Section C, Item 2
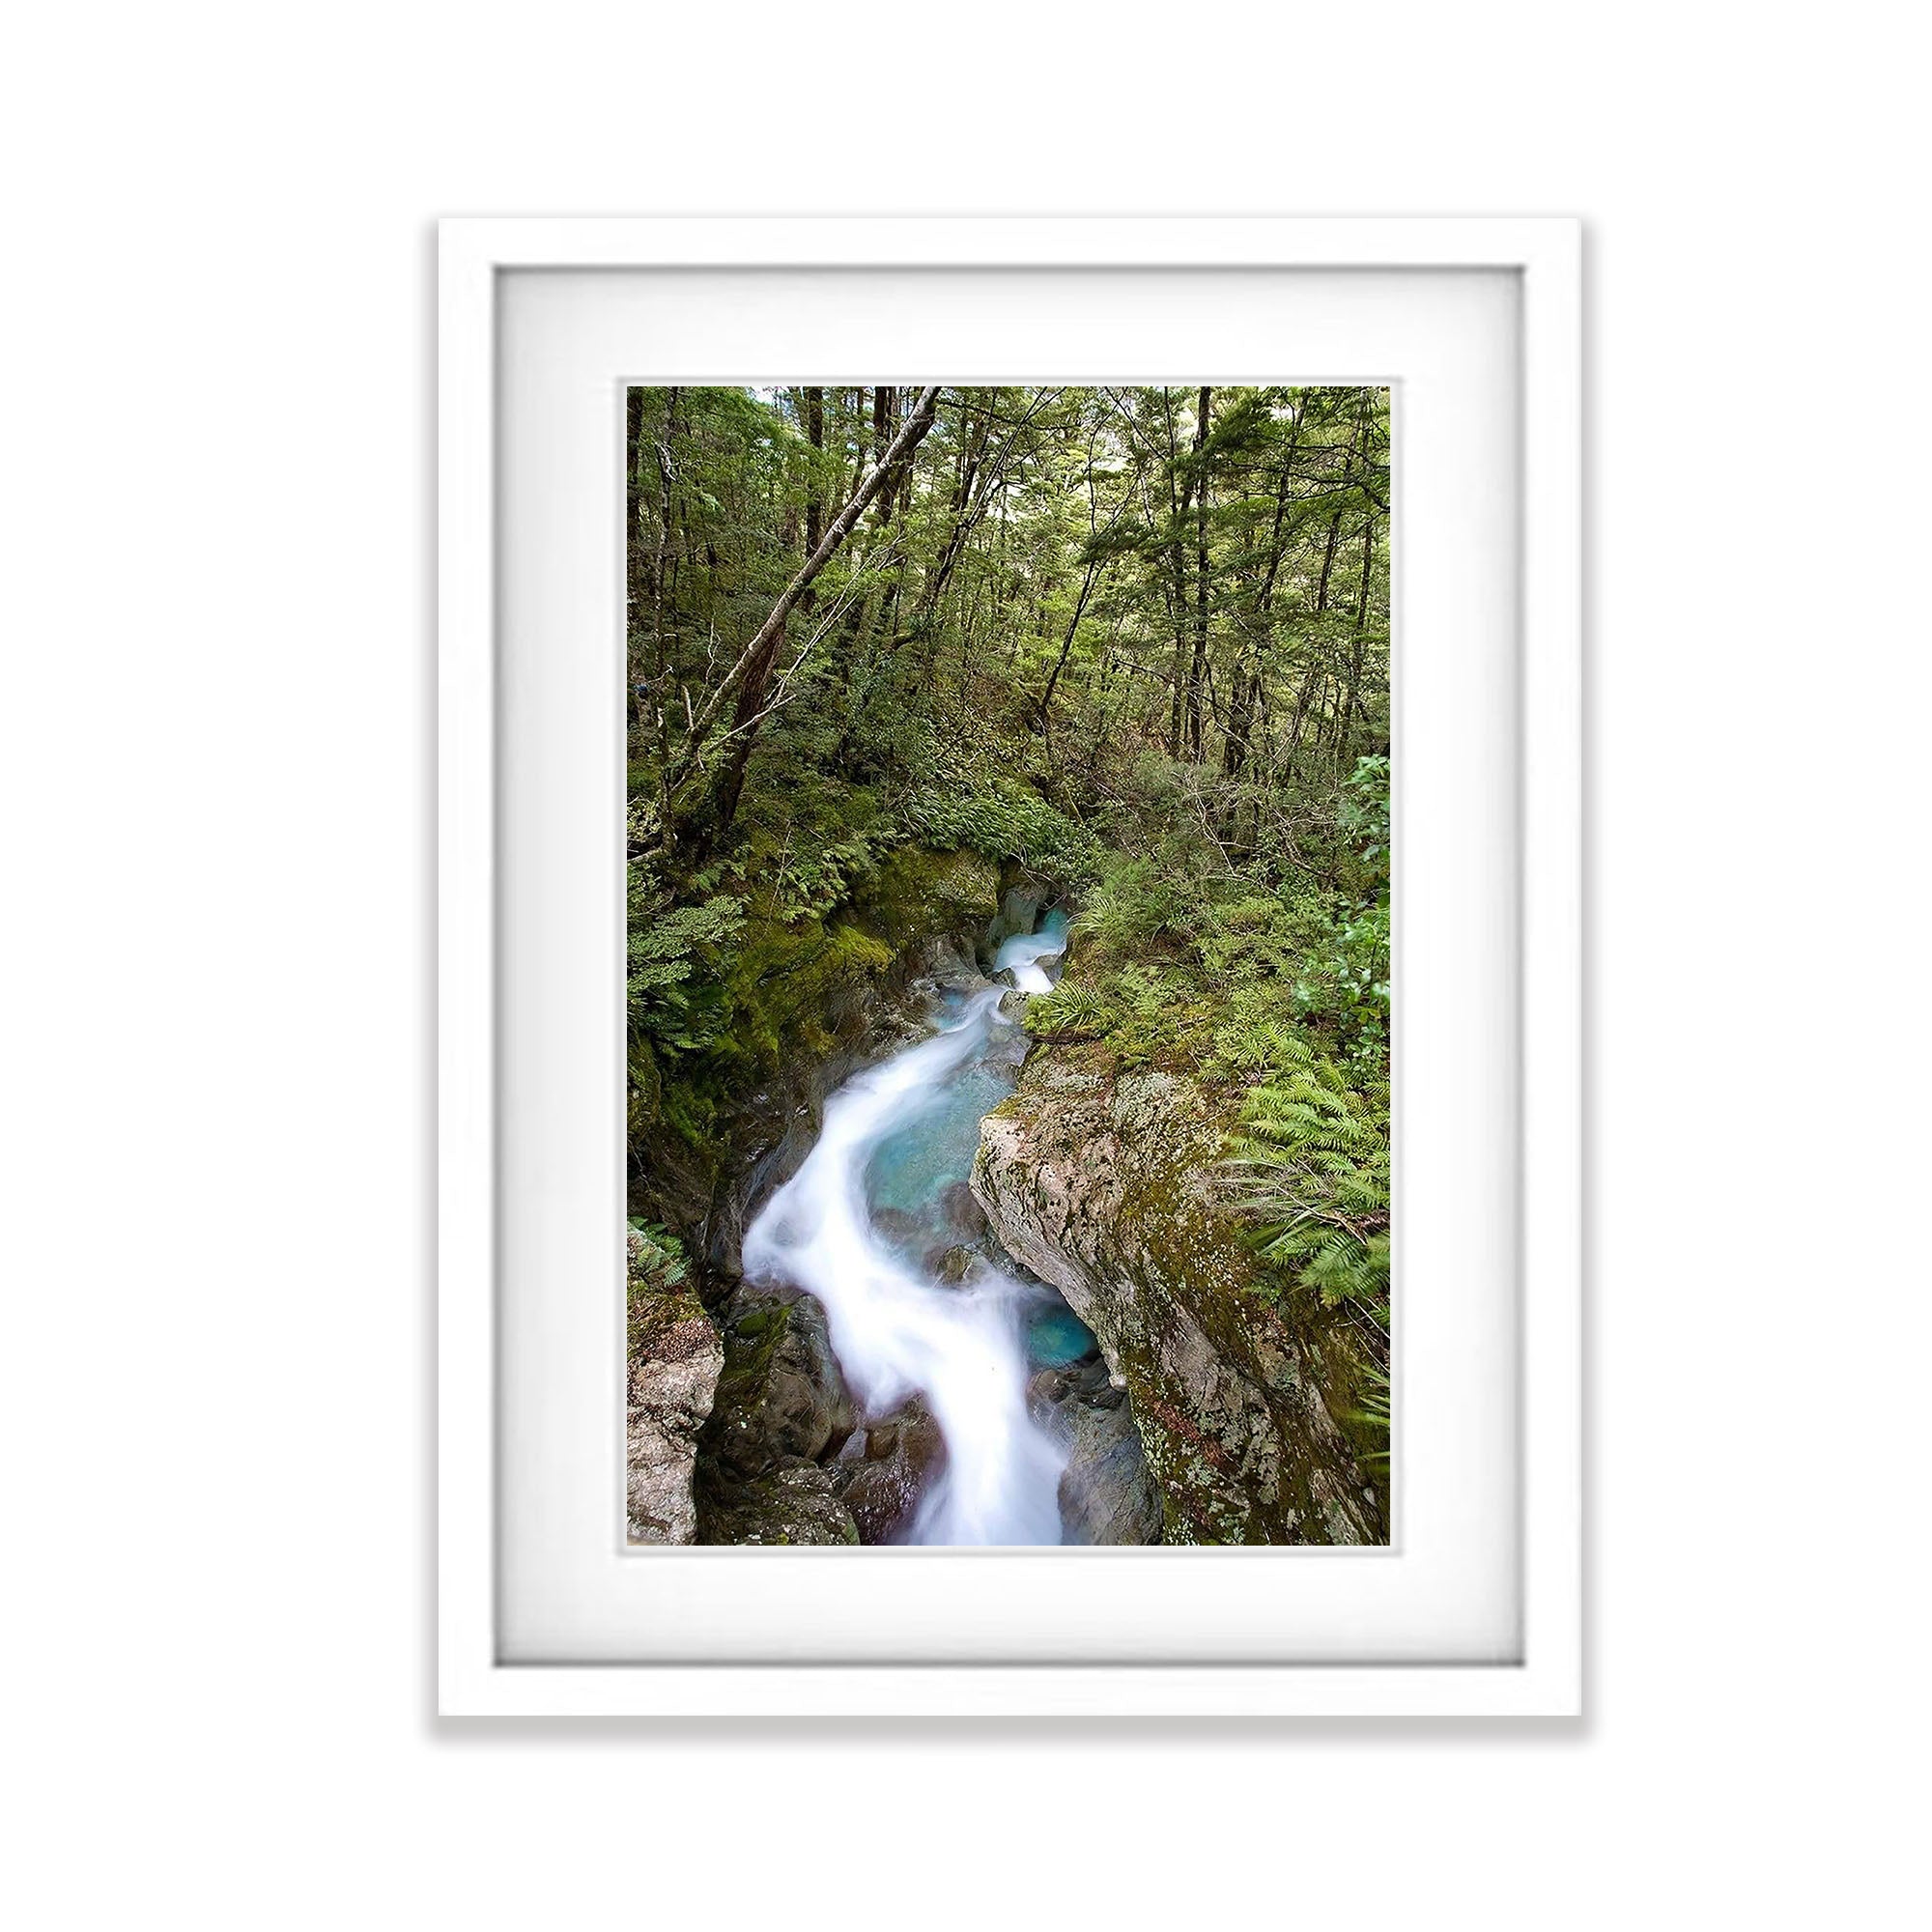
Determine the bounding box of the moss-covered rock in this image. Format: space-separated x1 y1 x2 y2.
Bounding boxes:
701 1285 857 1478
694 1284 864 1544
857 846 1003 956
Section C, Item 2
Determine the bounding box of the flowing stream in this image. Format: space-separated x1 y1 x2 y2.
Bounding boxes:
742 910 1089 1544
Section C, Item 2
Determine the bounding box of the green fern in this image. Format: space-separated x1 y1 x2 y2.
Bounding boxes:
1227 1036 1389 1323
1342 1358 1391 1465
1022 979 1117 1040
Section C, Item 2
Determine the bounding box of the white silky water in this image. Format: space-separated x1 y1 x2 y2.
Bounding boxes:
741 916 1077 1544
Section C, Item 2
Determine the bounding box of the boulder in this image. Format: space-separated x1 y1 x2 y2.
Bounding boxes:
694 1284 863 1542
936 1179 988 1241
832 1396 948 1544
980 881 1052 967
985 883 1047 949
915 930 994 994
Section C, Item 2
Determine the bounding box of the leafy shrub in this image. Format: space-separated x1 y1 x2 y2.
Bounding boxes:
896 732 1102 882
627 885 747 1057
1070 854 1195 953
626 1219 689 1300
768 830 884 923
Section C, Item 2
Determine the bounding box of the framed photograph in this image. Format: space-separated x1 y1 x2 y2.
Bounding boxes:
440 216 1580 1717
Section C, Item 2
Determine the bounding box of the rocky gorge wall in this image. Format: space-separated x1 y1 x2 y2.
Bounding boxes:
972 1044 1386 1545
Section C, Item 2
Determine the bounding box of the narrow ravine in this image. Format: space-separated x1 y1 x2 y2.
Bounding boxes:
740 912 1094 1544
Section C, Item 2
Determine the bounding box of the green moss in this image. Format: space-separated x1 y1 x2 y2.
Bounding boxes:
713 1298 793 1400
856 845 1001 951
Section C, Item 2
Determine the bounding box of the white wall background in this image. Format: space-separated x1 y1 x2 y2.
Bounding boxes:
2 5 1923 1926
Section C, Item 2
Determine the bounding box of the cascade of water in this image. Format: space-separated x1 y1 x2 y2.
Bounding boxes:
992 907 1068 994
741 952 1074 1544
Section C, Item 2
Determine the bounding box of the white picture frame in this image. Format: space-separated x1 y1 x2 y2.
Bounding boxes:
439 216 1581 1719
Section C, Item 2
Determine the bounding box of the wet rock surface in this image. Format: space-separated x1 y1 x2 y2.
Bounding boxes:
829 1396 949 1544
694 1284 963 1546
981 882 1048 965
1021 1349 1163 1545
697 1462 860 1547
1060 1394 1166 1546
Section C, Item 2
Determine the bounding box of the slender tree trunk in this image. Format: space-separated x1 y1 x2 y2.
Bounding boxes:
1254 391 1308 615
848 387 871 498
1222 659 1261 783
626 388 647 759
1186 385 1212 759
915 394 995 620
1039 557 1099 760
1334 513 1377 772
1288 655 1323 767
797 386 824 622
913 386 1064 626
1316 511 1342 613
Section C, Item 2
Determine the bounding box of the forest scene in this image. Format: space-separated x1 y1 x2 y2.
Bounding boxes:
626 383 1391 1547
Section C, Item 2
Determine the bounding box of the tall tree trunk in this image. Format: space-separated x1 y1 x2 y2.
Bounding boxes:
1287 653 1323 769
626 387 647 760
1038 420 1128 755
848 386 871 498
915 393 994 621
1038 556 1100 760
1222 659 1261 783
871 385 898 527
1254 390 1308 615
645 388 679 835
915 387 1058 624
1162 388 1196 757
